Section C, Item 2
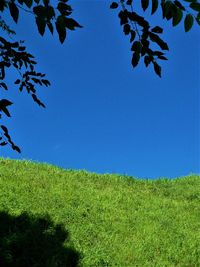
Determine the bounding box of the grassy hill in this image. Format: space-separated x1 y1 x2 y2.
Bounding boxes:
0 158 199 267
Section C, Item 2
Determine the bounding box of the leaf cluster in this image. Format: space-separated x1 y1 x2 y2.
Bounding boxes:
0 17 15 35
0 0 81 153
110 0 200 77
3 0 82 44
160 0 200 32
0 0 200 153
0 36 50 152
0 125 21 153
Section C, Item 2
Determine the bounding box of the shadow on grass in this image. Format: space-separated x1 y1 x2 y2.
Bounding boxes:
0 211 80 267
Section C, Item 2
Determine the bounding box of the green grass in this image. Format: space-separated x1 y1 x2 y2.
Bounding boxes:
0 158 199 267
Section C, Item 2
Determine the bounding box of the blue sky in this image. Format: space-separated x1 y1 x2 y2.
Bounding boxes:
1 0 199 178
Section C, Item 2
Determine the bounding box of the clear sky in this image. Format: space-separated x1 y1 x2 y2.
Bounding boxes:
1 1 199 178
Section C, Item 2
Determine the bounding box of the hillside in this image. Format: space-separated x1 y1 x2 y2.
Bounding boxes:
0 158 199 267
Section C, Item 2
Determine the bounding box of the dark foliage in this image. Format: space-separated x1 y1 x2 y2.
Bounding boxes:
0 0 199 153
110 0 200 76
0 0 81 153
0 211 80 267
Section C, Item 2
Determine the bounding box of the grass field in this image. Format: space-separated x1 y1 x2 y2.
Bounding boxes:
0 158 199 266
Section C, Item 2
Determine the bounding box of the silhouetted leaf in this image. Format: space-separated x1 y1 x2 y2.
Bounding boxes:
46 6 55 20
18 46 26 51
149 32 169 50
41 79 50 86
57 2 72 15
32 94 46 108
174 0 185 11
31 77 42 85
144 55 152 67
47 22 54 34
35 17 46 36
33 5 46 17
158 55 168 60
184 14 194 32
131 41 142 52
153 61 161 77
56 16 66 43
141 0 149 11
196 12 200 25
43 0 49 6
24 0 33 8
12 144 21 153
10 42 19 48
8 2 19 23
14 79 20 84
0 99 13 107
126 0 132 5
1 65 5 80
0 107 11 117
118 10 128 25
130 30 136 42
132 52 140 67
172 7 183 26
0 0 6 11
0 141 7 146
0 83 7 90
141 39 149 50
152 0 158 15
153 51 164 56
162 0 173 20
190 2 200 12
0 99 13 117
64 18 82 30
17 0 23 6
123 24 130 35
151 26 163 33
1 125 8 134
110 2 119 9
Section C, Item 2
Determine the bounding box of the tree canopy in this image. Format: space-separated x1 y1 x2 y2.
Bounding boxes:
0 0 199 153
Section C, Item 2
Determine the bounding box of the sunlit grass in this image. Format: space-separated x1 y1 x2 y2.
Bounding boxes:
0 158 199 266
